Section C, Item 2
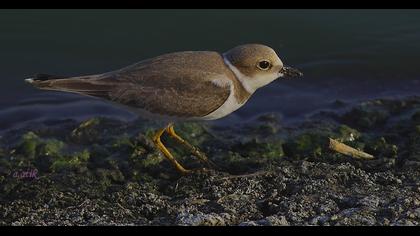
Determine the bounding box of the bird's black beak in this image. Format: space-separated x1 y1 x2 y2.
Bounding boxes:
278 66 303 79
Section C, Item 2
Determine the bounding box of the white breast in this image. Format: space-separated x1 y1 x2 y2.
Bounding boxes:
201 78 247 120
201 56 256 120
201 54 281 120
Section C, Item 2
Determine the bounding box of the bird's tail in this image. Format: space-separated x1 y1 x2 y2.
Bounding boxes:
25 74 69 88
25 73 116 98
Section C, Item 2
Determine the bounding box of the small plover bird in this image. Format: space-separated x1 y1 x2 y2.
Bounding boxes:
25 44 302 174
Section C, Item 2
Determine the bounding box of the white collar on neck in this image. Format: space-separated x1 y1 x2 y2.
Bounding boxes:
222 54 256 94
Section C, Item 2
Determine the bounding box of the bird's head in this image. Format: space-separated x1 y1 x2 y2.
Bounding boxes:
223 44 302 93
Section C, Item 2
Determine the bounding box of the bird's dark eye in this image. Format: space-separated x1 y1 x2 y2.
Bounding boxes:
257 60 271 70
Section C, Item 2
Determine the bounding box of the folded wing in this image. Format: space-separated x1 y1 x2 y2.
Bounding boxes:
27 51 232 118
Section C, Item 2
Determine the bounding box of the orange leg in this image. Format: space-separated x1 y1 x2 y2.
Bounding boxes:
152 126 191 175
165 123 217 169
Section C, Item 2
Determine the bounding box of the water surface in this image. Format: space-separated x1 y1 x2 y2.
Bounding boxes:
1 9 420 132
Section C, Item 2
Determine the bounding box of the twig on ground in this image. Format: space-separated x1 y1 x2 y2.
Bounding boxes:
329 138 374 160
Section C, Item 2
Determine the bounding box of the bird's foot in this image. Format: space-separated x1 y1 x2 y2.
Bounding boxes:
152 127 191 175
165 123 219 169
152 123 219 175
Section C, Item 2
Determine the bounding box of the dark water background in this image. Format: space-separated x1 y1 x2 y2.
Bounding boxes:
1 9 420 133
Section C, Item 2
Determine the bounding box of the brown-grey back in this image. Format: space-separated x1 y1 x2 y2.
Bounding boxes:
99 51 233 118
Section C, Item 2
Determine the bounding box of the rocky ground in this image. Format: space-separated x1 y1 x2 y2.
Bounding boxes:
0 96 420 226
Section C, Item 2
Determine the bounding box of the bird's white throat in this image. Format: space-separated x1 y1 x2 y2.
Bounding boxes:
223 55 279 94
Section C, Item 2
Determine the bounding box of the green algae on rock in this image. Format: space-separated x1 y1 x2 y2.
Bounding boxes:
281 124 360 160
70 118 102 143
20 131 40 159
50 149 90 172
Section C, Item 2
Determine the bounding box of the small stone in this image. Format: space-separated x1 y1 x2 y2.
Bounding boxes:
265 215 289 226
406 211 415 219
414 208 420 218
310 215 329 225
358 196 380 209
175 212 227 226
239 221 259 226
